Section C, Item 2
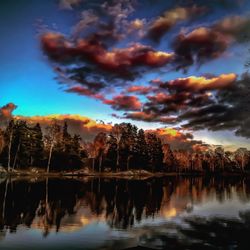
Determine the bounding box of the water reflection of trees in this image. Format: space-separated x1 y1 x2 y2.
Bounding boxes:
0 177 250 236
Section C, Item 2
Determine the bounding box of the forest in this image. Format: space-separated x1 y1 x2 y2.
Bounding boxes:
0 119 250 174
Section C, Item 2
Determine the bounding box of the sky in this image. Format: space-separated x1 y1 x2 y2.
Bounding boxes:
1 0 250 150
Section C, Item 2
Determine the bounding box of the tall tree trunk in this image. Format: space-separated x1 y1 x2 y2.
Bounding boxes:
47 143 53 173
127 155 132 171
116 144 119 172
99 153 103 173
13 141 20 170
7 132 13 172
92 158 95 172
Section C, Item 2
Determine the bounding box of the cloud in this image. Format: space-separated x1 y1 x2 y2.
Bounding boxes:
41 32 173 95
120 73 243 139
143 90 213 115
180 72 250 138
173 15 250 70
59 0 82 10
165 73 237 91
126 85 155 95
173 27 231 70
40 0 177 103
147 6 207 42
0 103 17 126
41 33 173 71
38 1 250 142
146 127 206 151
213 15 250 42
72 9 99 37
123 111 177 123
103 95 142 111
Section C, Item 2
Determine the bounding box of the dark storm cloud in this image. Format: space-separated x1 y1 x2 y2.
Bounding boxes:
103 95 142 111
41 32 173 94
123 111 177 123
119 72 250 139
173 15 250 70
122 73 237 126
147 6 207 42
181 72 250 137
140 74 236 116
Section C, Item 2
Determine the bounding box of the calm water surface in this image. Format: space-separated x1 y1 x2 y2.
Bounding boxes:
0 176 250 250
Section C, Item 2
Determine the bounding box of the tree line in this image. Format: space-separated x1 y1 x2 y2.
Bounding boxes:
0 120 85 172
0 119 250 173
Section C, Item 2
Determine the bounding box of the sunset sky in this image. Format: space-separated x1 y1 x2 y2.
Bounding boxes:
1 0 250 150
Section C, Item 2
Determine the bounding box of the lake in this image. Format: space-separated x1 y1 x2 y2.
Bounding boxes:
0 176 250 250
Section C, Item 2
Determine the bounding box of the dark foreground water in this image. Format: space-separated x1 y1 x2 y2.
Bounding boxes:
0 176 250 250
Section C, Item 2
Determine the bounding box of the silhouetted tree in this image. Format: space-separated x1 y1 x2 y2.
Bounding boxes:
105 134 117 171
134 129 148 169
146 133 164 172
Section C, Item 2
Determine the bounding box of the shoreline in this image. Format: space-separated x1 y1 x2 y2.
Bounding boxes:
1 169 250 179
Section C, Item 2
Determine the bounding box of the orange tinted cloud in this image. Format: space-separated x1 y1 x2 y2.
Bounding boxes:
127 85 155 95
153 128 184 140
168 73 237 91
41 33 173 70
147 127 205 150
0 103 17 119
